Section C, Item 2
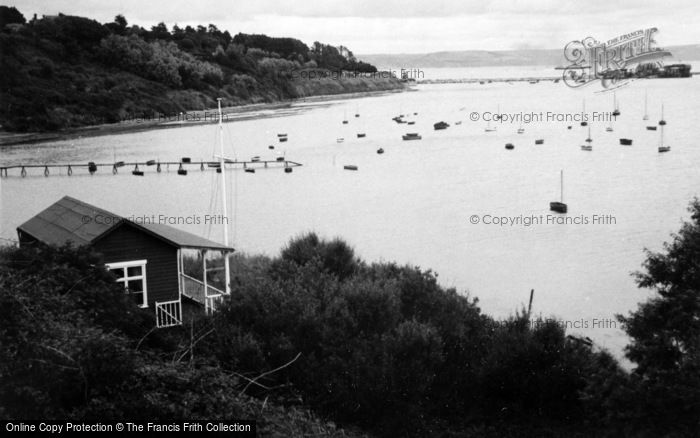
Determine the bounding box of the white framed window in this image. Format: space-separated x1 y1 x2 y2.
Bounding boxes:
106 259 148 308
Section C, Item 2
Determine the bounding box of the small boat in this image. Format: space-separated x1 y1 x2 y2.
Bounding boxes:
268 145 275 150
535 139 544 145
207 162 221 168
114 161 125 167
619 138 633 146
658 105 670 153
177 169 188 175
529 80 538 84
550 170 567 214
251 156 260 162
407 121 415 125
612 92 620 117
505 143 514 150
276 156 285 162
413 112 418 116
342 120 348 124
337 138 344 143
344 165 358 171
357 133 366 138
284 167 293 173
606 126 613 132
402 133 422 140
132 165 144 176
646 126 657 131
434 121 449 130
88 162 97 173
342 110 348 124
567 126 572 130
581 99 588 126
181 157 191 163
277 133 287 137
146 160 156 166
455 121 462 125
377 148 384 154
279 137 288 142
245 168 255 173
581 126 593 151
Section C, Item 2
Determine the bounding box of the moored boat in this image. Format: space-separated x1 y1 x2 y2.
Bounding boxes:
550 170 568 213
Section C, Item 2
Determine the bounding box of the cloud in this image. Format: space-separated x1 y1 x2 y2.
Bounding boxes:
10 0 700 53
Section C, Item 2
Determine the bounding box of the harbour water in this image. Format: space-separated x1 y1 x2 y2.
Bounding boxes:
2 67 699 362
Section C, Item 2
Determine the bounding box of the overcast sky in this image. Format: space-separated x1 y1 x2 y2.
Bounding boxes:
7 0 700 54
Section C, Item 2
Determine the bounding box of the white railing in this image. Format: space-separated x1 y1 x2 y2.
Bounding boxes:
181 273 225 315
155 299 182 328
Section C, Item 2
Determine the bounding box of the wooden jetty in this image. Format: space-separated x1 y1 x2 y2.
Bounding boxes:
0 159 303 177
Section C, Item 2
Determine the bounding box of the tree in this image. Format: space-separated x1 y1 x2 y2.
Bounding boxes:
617 198 700 433
0 6 26 29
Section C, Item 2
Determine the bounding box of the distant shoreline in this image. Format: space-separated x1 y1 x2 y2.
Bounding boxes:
0 88 407 148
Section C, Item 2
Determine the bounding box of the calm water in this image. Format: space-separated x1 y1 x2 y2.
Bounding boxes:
2 70 700 361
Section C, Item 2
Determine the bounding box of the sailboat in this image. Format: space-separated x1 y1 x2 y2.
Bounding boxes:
606 93 615 131
581 99 588 126
658 105 670 153
612 92 620 117
485 104 498 132
215 98 231 296
550 170 567 213
517 123 525 134
342 109 348 124
581 125 593 151
355 104 360 118
643 91 649 121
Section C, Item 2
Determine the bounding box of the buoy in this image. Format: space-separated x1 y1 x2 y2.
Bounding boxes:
245 168 255 173
146 160 156 166
284 167 293 173
181 157 191 163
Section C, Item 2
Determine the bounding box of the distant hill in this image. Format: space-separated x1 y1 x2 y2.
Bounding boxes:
359 45 700 69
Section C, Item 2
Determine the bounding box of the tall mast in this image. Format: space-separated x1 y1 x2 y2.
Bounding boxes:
217 98 231 295
659 104 665 148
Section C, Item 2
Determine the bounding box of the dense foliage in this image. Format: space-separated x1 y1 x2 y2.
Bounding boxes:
0 243 366 436
3 204 700 436
0 7 398 132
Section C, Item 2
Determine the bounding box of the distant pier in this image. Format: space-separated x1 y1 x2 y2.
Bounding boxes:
0 159 302 178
